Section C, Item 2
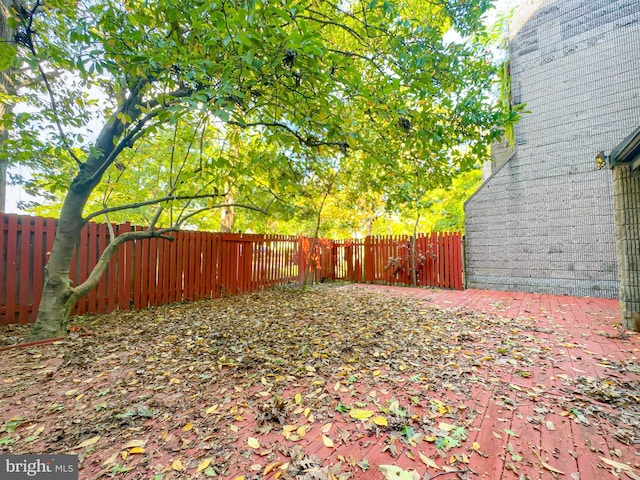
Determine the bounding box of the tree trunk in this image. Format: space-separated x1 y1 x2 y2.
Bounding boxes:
0 0 16 213
31 87 146 339
220 189 234 233
30 188 87 339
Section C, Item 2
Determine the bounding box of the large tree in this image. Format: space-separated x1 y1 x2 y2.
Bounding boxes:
2 0 500 339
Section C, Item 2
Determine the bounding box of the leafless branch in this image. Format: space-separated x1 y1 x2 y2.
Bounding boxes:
175 203 268 227
35 62 83 166
83 193 225 223
72 226 178 299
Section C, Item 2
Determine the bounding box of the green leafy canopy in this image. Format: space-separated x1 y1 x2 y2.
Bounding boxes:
4 0 503 232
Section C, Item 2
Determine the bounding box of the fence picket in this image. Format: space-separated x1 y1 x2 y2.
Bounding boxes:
0 213 464 325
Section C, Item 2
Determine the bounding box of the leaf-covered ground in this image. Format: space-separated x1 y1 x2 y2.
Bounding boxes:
1 284 638 479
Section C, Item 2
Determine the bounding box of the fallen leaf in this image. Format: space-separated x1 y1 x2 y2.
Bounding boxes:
197 459 212 473
599 456 634 472
349 409 374 419
321 422 333 433
294 393 302 404
418 451 439 470
247 437 260 449
545 421 555 431
438 422 455 432
379 465 419 480
73 436 100 449
372 416 388 426
322 435 334 448
532 451 564 474
472 442 481 451
182 422 193 432
122 439 146 449
171 459 183 471
129 447 145 454
264 461 282 475
205 404 219 414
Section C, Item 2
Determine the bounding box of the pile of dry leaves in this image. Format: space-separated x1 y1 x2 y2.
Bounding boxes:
0 284 638 479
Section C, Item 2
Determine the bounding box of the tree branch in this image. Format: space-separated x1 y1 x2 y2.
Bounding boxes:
228 119 348 150
72 227 177 299
175 202 268 227
84 88 194 187
35 62 83 166
83 193 225 223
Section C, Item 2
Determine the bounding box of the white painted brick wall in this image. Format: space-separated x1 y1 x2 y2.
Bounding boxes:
464 0 640 298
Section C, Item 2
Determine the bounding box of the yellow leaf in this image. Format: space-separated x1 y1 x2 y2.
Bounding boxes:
532 451 564 474
264 461 282 475
321 422 333 434
599 457 634 472
472 442 481 451
233 476 246 480
129 447 145 454
122 440 146 449
74 436 100 449
372 416 388 426
182 422 193 432
322 435 334 448
121 451 127 460
205 404 219 414
406 450 415 460
349 409 374 419
247 437 260 449
373 370 381 376
296 426 309 438
418 451 439 470
171 459 183 471
102 452 119 467
379 465 419 480
64 389 78 397
294 393 302 404
283 425 297 432
197 459 211 473
438 422 455 432
303 407 311 417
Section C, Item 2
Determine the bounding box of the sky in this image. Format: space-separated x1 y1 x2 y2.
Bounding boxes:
4 0 522 214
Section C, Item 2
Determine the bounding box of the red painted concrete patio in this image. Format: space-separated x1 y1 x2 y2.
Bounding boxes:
219 286 639 480
0 285 638 480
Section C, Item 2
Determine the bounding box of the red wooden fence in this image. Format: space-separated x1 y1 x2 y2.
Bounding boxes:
0 214 463 325
335 233 463 289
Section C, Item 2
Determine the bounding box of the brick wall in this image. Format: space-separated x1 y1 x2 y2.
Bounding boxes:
464 0 640 298
613 163 640 329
